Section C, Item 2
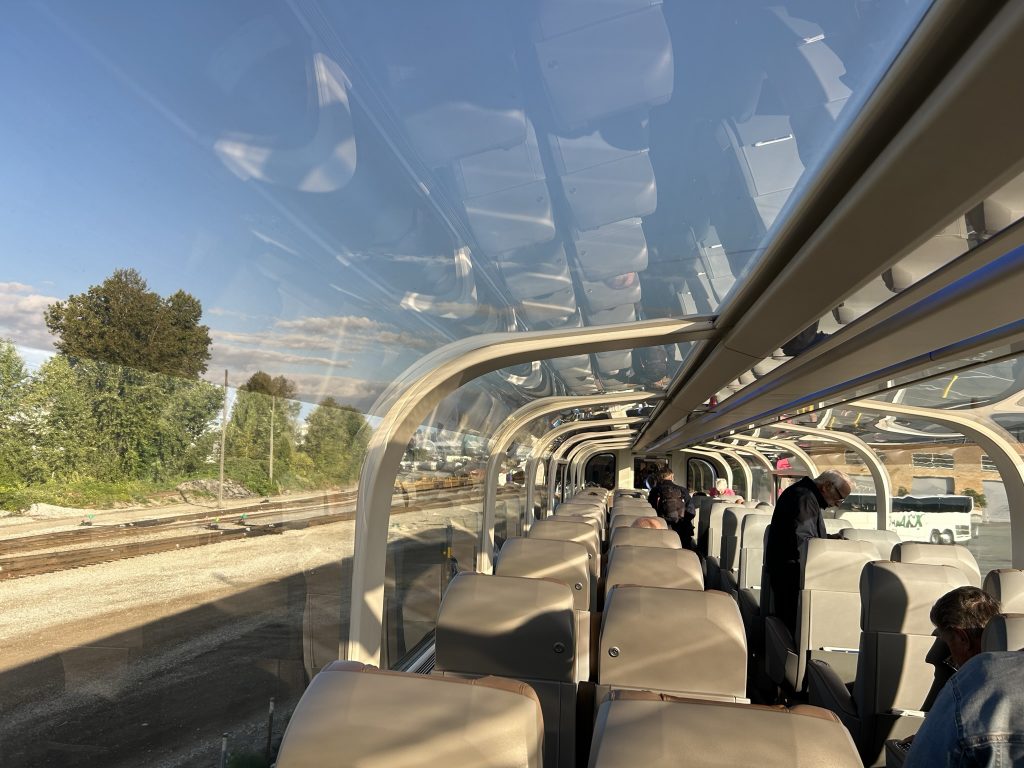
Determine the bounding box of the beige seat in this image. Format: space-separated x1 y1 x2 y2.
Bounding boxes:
610 499 653 517
276 661 544 768
496 537 592 611
529 517 601 581
604 546 703 592
840 528 900 560
807 561 970 766
983 568 1024 611
607 526 681 551
588 692 860 768
892 542 981 586
720 507 769 593
738 514 771 591
554 505 605 538
435 573 582 768
608 512 652 529
598 585 747 703
765 539 877 692
981 613 1024 651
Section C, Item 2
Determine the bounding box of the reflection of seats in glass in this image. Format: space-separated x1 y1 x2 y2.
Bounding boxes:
533 2 673 132
598 585 747 702
892 542 982 587
832 276 894 324
604 545 703 592
588 694 861 768
982 171 1024 234
840 528 900 560
275 660 544 768
572 218 648 281
981 613 1024 651
984 568 1024 612
455 122 556 253
495 537 592 611
593 348 634 377
579 272 642 313
435 573 583 768
882 218 969 293
765 538 877 693
549 128 657 231
806 561 970 766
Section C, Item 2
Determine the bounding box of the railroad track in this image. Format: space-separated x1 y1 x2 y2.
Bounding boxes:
0 480 494 581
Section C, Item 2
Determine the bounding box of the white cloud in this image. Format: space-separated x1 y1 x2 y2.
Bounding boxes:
0 282 59 352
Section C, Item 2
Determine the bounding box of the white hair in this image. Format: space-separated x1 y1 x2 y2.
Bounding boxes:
814 469 852 492
714 478 729 492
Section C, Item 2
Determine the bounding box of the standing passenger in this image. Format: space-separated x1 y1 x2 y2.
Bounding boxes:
648 466 695 548
764 469 852 635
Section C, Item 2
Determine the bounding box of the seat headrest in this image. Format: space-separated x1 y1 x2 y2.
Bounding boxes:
605 546 704 591
436 573 576 681
983 569 1024 612
276 662 544 768
599 586 746 699
801 539 876 591
609 527 681 550
892 542 981 586
495 538 589 610
839 528 900 560
860 561 970 635
741 514 771 544
609 513 649 529
981 613 1024 652
532 515 600 538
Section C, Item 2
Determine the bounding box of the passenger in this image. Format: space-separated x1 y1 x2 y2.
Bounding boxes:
903 651 1024 767
631 516 668 530
647 466 695 548
921 586 1001 711
708 478 735 498
763 469 852 635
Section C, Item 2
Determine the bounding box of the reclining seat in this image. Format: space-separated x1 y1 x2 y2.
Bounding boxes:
529 517 601 583
588 692 860 768
840 528 901 560
554 501 606 535
435 573 582 768
603 546 703 593
608 513 651 529
607 526 681 552
981 613 1024 651
597 585 747 704
983 568 1024 611
720 507 769 594
704 503 737 589
765 538 877 693
806 561 970 766
892 542 982 586
737 515 772 659
495 537 592 611
276 661 544 768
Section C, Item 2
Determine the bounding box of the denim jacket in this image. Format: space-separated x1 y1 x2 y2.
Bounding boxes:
905 652 1024 767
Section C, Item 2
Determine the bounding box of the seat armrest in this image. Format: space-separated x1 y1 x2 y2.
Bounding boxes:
764 615 797 687
807 659 859 728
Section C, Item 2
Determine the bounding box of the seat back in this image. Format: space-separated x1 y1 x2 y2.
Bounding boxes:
983 568 1024 612
892 542 981 586
792 539 876 690
608 526 681 551
276 661 544 768
853 561 970 763
721 508 768 584
707 503 732 561
588 693 860 768
739 514 772 590
553 503 605 535
529 517 600 581
598 585 747 701
981 613 1024 652
608 513 651 529
840 528 900 560
604 546 703 592
495 537 591 611
435 573 580 768
824 518 852 536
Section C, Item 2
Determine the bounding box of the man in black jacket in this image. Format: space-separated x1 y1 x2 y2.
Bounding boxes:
648 466 695 548
764 469 852 635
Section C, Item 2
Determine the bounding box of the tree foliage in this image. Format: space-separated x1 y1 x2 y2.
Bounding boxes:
301 397 369 484
225 371 301 490
44 268 212 378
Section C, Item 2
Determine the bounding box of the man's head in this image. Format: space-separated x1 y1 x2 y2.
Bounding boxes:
714 478 729 493
631 516 668 530
657 466 674 482
813 469 853 508
930 586 1002 668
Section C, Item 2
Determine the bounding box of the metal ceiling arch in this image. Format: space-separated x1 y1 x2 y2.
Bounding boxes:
480 394 657 571
703 443 754 501
852 399 1024 566
638 1 1024 451
547 429 638 512
349 315 713 665
709 441 774 504
725 435 820 478
681 448 732 488
762 423 892 529
569 439 636 497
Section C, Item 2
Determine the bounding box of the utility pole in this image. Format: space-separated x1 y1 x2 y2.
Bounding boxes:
219 369 227 509
269 394 275 483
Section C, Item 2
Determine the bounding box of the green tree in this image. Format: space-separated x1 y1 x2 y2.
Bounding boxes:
0 340 31 485
225 372 300 491
44 268 212 378
301 397 369 485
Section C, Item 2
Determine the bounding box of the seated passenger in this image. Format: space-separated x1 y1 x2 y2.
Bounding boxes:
904 651 1024 767
922 587 1002 710
709 478 735 498
631 516 668 530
